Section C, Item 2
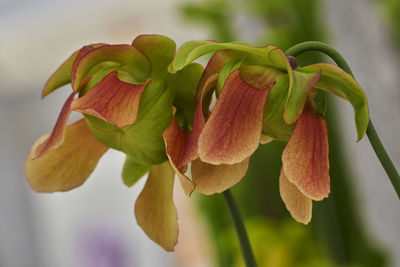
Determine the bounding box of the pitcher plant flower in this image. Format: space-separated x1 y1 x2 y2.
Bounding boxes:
26 35 370 252
168 40 369 224
25 34 204 251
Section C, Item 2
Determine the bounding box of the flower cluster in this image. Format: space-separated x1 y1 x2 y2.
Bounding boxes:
25 35 369 250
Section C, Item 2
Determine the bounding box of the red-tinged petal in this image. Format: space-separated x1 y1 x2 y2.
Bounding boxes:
279 168 312 224
179 73 219 166
34 92 76 159
135 161 178 251
196 50 239 100
198 70 271 165
163 117 195 197
25 119 108 192
191 157 250 195
71 71 147 127
70 45 96 91
282 109 330 201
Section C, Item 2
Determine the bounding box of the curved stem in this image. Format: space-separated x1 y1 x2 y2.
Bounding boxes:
223 189 257 267
286 41 400 199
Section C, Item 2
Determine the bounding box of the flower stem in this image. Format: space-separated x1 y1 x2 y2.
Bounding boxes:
222 189 257 267
286 41 400 199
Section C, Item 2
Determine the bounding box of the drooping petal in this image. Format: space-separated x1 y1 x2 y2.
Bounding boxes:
198 70 271 165
191 158 250 195
283 69 321 124
135 161 178 251
281 109 330 201
25 119 108 192
71 71 148 128
121 156 150 187
163 116 195 197
240 65 294 141
34 92 76 159
300 63 369 141
179 73 219 165
279 168 312 224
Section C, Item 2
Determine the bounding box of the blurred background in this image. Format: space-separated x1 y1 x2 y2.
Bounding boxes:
1 0 400 266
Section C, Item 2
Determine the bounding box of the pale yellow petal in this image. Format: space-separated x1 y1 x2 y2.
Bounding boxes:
25 119 108 192
279 168 312 225
135 161 178 251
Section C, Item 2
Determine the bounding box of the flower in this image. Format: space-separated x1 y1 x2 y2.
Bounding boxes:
168 40 369 224
25 35 204 251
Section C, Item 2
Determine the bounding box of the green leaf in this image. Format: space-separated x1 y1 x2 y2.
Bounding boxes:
283 68 321 124
262 74 294 141
73 45 151 90
132 34 176 79
169 40 289 73
166 63 204 128
314 93 327 116
122 156 150 187
85 80 173 165
300 63 369 141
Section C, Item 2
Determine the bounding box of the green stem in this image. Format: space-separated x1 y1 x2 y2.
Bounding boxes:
222 189 257 267
286 41 400 199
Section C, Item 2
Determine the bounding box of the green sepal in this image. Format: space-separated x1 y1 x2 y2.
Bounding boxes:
42 50 79 98
283 68 321 124
301 63 369 141
216 58 243 97
169 40 290 73
85 80 173 165
313 93 327 116
122 156 151 187
73 45 151 90
132 34 176 79
166 63 204 129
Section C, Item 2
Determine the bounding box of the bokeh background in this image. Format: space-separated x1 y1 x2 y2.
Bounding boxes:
1 0 400 266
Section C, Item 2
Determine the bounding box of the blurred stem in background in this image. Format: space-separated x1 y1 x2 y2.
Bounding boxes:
180 0 387 266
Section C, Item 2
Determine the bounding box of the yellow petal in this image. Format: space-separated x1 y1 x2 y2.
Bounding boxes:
191 157 250 195
135 161 178 251
279 168 312 224
25 119 108 192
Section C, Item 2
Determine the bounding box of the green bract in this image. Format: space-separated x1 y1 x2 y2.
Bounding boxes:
169 39 369 142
